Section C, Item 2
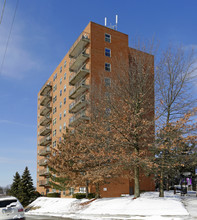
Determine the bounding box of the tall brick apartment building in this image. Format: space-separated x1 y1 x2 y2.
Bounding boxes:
37 21 155 197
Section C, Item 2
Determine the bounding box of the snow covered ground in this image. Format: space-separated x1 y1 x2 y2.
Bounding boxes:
25 191 197 220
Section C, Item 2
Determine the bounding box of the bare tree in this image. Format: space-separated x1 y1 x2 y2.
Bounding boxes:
90 43 155 198
155 45 197 197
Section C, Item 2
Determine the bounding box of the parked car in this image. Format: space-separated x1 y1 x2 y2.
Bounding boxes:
0 196 25 219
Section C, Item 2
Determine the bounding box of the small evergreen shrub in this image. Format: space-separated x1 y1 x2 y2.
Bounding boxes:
87 193 95 199
73 193 95 199
73 193 86 199
47 192 60 198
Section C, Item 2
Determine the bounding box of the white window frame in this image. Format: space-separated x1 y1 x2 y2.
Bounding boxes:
105 33 111 43
105 63 111 72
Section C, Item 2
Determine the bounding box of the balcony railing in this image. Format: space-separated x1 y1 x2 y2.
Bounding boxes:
39 179 50 186
69 79 89 99
69 95 87 113
40 82 52 96
39 135 52 146
69 31 90 59
39 126 51 136
40 106 52 116
39 147 51 156
69 110 89 127
69 64 90 86
39 158 48 166
39 168 50 176
69 49 90 73
40 95 52 107
40 115 51 126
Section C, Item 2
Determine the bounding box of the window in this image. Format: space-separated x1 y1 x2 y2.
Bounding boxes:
60 78 62 85
53 118 56 125
64 85 66 92
64 110 66 117
59 113 62 120
64 97 66 104
53 95 57 103
79 187 86 193
53 73 57 81
64 60 66 68
105 63 111 71
53 129 56 136
105 33 111 43
60 101 62 108
63 191 66 196
104 77 111 86
60 90 62 96
59 125 62 132
105 48 111 57
69 187 74 196
53 141 56 147
60 66 62 73
64 72 66 80
105 107 111 115
105 92 110 99
53 107 57 114
53 84 57 92
63 122 66 129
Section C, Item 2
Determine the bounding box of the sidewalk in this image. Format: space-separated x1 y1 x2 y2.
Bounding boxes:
181 191 197 219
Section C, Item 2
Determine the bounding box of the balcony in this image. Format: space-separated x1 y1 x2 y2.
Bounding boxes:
69 80 89 99
69 95 87 113
40 95 52 106
39 158 48 166
39 126 51 136
39 168 50 176
40 106 52 116
39 179 50 187
39 147 51 156
39 135 51 146
69 49 89 73
69 111 89 127
69 31 90 59
69 64 90 86
40 83 52 96
40 115 51 126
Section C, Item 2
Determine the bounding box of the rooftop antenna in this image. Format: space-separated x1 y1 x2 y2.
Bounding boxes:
116 15 118 30
105 15 118 30
105 17 107 26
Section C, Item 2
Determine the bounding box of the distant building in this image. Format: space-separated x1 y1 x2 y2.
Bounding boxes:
37 22 155 197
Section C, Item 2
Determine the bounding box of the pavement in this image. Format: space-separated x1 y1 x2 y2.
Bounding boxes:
181 191 197 219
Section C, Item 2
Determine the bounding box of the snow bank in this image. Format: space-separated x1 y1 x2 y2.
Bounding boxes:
26 191 189 219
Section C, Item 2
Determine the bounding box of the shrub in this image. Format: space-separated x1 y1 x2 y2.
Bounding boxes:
73 193 86 199
87 193 95 199
73 193 96 199
47 192 60 198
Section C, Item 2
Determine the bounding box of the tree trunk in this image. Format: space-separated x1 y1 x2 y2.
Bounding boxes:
86 180 89 199
95 183 100 198
134 164 140 198
159 166 164 197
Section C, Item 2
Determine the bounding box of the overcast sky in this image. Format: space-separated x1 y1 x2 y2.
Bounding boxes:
0 0 197 187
